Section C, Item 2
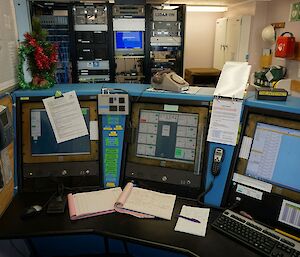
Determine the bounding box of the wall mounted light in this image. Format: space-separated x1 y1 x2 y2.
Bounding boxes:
186 6 228 12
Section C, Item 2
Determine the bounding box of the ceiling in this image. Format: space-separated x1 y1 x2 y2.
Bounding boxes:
148 0 258 6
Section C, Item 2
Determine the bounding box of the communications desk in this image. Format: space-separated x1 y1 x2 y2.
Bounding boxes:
0 193 260 257
5 84 261 256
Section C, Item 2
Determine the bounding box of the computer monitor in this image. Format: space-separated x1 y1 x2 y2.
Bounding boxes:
114 31 144 56
125 101 209 198
225 107 300 236
20 100 99 192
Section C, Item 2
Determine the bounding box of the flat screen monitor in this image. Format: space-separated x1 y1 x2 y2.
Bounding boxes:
21 100 99 192
226 108 300 236
125 102 209 198
246 123 300 193
114 31 144 55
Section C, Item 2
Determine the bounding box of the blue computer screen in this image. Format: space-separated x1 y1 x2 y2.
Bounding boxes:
30 108 90 155
246 122 300 192
115 31 143 49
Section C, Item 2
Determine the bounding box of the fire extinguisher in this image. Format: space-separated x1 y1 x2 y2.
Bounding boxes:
275 32 296 58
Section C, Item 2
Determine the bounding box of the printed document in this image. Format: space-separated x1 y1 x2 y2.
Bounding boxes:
42 91 88 143
207 99 242 146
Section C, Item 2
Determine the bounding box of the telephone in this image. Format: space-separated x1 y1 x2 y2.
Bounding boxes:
211 147 224 177
152 70 189 92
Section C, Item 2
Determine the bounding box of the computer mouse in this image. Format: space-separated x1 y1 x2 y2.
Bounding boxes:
21 205 43 219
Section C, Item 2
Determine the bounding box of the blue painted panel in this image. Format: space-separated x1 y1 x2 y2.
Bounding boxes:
245 93 300 115
204 143 235 207
102 115 126 188
13 84 214 102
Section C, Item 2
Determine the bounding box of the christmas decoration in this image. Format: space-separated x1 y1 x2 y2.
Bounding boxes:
18 18 58 89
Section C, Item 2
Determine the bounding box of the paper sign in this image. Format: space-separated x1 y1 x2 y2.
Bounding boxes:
89 121 99 140
207 99 242 146
42 91 88 143
239 136 253 159
233 173 272 193
236 184 263 200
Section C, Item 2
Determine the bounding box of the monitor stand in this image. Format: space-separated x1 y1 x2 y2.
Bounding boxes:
46 183 67 214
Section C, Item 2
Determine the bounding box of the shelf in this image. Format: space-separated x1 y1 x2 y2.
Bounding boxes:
114 55 145 59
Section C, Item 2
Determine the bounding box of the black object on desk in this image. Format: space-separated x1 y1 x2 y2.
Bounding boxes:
46 195 66 214
255 87 288 101
21 205 43 219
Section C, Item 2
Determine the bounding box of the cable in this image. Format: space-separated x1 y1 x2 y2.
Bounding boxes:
134 86 147 103
197 177 215 203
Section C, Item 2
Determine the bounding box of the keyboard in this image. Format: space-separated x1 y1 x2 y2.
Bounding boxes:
212 210 300 257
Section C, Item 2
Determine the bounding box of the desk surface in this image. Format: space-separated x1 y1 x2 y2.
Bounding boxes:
0 193 260 257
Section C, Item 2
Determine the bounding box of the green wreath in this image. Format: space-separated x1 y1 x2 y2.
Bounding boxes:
18 45 56 90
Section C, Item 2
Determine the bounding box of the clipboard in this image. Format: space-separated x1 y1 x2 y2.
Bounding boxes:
207 62 251 146
42 90 89 144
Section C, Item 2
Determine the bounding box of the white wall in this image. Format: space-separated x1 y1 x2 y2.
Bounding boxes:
225 0 300 80
266 0 300 80
183 12 223 71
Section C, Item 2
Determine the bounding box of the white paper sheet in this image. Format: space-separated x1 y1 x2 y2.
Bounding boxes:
122 187 176 220
175 206 210 237
42 91 88 143
214 62 251 99
207 99 242 146
239 136 253 159
89 121 99 140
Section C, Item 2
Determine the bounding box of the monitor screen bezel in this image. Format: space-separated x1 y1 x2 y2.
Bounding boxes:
124 98 210 199
126 102 208 173
114 31 144 55
223 106 300 235
245 122 300 193
22 101 98 164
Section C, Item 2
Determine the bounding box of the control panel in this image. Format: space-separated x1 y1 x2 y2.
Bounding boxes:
98 94 129 115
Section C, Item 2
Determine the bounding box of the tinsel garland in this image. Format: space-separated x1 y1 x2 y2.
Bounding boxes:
18 45 55 90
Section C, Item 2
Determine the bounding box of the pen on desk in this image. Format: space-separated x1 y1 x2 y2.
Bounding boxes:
177 215 201 224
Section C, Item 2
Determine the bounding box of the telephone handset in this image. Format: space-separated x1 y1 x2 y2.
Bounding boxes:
152 70 189 92
169 73 187 85
211 147 224 177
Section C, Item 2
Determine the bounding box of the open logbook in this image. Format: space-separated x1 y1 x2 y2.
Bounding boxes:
68 182 176 220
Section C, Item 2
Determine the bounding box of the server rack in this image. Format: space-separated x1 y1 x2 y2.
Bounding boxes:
73 3 111 83
31 2 73 84
146 4 185 83
112 4 146 84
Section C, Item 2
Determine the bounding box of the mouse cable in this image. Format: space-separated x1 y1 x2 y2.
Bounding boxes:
41 191 57 210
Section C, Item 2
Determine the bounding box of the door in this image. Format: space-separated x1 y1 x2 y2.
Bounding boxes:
224 17 241 63
213 18 227 70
